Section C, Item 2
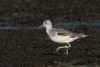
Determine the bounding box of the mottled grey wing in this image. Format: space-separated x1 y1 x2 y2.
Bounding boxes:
55 28 84 38
54 28 73 36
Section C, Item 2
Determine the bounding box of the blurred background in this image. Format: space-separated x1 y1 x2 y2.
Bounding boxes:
0 0 100 67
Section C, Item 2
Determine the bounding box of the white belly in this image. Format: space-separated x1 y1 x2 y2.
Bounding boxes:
50 35 78 44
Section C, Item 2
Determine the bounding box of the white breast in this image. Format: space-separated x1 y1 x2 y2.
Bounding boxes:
46 29 78 44
50 35 78 44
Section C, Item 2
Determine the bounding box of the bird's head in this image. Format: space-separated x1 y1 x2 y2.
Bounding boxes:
39 20 52 29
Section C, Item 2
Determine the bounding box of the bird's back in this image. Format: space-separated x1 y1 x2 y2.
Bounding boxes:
48 28 87 38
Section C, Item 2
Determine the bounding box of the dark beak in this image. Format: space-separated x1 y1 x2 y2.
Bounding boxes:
38 25 44 29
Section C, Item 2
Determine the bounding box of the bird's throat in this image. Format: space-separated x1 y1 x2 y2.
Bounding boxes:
46 26 52 33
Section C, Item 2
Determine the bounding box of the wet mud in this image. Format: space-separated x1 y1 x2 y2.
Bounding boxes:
0 26 100 67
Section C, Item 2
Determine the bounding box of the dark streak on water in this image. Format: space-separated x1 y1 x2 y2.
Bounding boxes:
0 20 100 30
0 27 38 30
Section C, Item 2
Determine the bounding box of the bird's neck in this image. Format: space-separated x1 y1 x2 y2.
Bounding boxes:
46 26 52 32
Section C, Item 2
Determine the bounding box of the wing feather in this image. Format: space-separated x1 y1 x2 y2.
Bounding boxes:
53 28 83 38
52 28 73 36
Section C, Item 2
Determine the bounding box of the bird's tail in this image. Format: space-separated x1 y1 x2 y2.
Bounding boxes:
82 35 88 38
77 33 88 38
80 33 88 38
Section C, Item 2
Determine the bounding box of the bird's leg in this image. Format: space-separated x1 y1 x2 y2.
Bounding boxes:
66 49 68 55
64 43 71 54
55 43 71 55
55 46 68 52
66 43 71 48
